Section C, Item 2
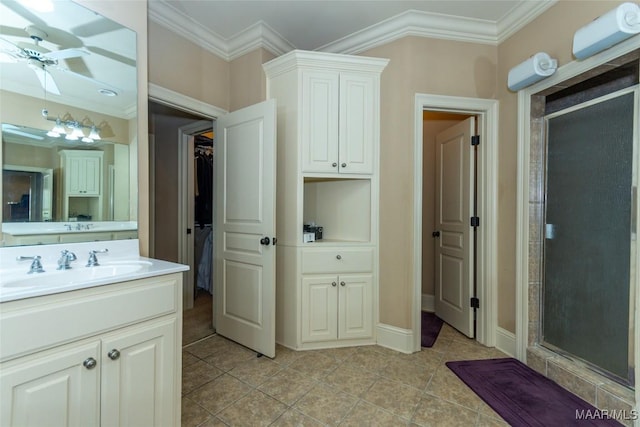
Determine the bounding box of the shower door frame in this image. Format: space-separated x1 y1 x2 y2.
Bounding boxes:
541 87 638 386
515 39 640 406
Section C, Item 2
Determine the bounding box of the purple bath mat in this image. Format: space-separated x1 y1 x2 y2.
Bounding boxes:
446 358 623 426
421 311 443 348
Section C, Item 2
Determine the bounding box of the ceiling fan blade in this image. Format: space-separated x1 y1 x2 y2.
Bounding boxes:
86 46 135 67
0 36 25 56
45 48 89 61
30 64 60 95
52 66 120 93
71 18 123 38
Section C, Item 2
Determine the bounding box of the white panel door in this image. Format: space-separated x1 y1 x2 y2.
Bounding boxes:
339 72 375 174
101 318 177 427
434 117 475 338
215 100 277 358
0 342 100 427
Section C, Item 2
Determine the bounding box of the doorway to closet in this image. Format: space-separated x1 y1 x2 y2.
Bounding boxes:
148 101 215 346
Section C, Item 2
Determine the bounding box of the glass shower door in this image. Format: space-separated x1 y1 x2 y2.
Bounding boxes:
543 89 636 385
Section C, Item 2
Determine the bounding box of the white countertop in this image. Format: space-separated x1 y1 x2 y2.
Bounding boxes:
0 239 188 303
2 221 138 236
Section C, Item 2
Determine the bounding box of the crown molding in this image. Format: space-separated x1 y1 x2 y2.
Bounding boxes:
149 0 557 61
319 9 498 55
497 0 557 44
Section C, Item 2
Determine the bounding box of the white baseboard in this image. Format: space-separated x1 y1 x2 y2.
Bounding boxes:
495 327 516 357
376 323 414 354
421 294 434 312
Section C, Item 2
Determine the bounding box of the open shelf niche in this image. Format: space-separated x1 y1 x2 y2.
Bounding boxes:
302 177 371 244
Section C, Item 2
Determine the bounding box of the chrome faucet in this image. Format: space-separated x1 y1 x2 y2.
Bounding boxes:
86 249 109 267
17 255 45 274
57 250 77 270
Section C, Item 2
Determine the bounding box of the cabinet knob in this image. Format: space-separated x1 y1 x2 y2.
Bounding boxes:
332 281 337 287
83 357 97 370
341 163 347 168
332 162 338 167
340 281 346 287
108 349 121 360
336 255 342 260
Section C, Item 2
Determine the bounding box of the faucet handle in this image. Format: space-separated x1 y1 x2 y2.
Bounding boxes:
87 249 109 267
17 255 45 274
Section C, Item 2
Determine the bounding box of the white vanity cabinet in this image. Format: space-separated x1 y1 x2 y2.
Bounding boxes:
301 69 376 174
264 51 387 351
0 273 182 427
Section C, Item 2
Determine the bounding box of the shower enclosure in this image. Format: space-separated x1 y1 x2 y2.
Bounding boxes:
542 88 637 386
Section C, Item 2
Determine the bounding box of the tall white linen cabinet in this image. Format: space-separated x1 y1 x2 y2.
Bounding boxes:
263 50 388 350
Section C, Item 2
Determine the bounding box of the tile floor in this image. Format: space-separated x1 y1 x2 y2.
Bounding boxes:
181 324 510 426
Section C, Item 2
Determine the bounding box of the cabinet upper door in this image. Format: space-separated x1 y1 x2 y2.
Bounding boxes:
339 72 375 175
0 341 100 427
301 70 340 173
66 155 102 195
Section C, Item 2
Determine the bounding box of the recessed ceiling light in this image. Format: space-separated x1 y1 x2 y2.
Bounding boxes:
98 88 118 97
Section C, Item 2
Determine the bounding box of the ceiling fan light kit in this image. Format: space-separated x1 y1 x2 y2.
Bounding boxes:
41 108 104 144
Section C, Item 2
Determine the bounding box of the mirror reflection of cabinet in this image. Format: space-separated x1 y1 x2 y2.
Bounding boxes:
59 150 104 221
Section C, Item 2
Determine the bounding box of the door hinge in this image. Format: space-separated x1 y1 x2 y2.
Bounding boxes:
471 135 480 146
186 228 192 235
470 297 480 309
470 216 480 227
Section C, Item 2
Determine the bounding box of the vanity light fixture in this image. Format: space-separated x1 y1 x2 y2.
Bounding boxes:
507 52 558 91
573 2 640 60
41 109 106 144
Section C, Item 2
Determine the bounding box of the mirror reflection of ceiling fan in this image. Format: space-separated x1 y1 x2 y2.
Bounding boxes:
0 25 111 96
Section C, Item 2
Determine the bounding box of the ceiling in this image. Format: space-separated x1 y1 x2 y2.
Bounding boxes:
149 0 557 60
0 0 137 119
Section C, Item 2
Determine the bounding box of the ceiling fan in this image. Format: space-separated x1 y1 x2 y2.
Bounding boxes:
0 25 89 95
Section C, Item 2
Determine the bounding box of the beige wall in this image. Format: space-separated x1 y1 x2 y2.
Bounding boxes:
230 49 276 111
360 36 498 329
149 21 230 111
495 0 623 332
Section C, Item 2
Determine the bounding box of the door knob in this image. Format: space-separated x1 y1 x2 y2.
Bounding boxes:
260 237 271 245
332 162 338 167
341 163 347 168
332 282 337 287
83 357 97 370
432 231 440 238
108 349 121 360
340 281 346 287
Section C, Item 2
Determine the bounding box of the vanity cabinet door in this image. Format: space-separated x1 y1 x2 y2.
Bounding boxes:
301 275 339 343
100 317 178 427
0 341 100 427
337 274 373 340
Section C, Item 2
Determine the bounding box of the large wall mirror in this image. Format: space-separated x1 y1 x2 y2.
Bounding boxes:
0 0 137 246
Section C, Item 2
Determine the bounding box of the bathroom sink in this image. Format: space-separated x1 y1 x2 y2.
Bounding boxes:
1 260 154 289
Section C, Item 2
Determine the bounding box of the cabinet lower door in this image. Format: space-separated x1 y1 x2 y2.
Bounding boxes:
0 342 100 427
100 317 177 427
338 274 373 340
301 276 338 343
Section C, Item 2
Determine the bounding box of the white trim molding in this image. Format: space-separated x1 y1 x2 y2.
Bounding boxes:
376 323 414 354
495 327 517 357
414 94 499 353
149 1 555 59
422 294 435 312
149 83 228 119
